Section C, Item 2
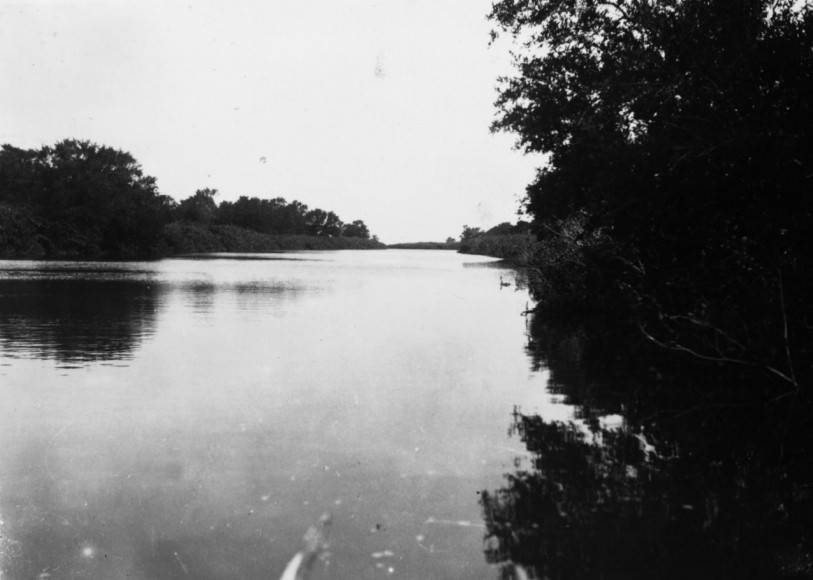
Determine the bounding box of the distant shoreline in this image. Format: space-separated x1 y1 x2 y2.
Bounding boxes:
386 241 461 250
1 225 537 263
388 234 537 265
162 223 385 255
0 222 385 261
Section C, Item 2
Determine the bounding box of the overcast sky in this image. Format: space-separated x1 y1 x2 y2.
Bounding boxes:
1 0 539 243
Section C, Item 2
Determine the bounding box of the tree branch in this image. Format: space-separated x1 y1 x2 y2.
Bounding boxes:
638 323 799 388
777 268 799 389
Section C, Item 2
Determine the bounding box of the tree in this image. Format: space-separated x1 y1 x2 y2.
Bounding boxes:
304 208 343 237
0 139 173 257
460 225 482 241
485 222 514 236
176 188 218 225
489 0 813 389
322 211 344 237
0 145 41 206
342 220 370 238
304 208 328 236
281 200 309 234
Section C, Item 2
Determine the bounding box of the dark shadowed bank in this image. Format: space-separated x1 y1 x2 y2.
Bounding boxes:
475 1 813 578
483 0 813 393
0 217 385 259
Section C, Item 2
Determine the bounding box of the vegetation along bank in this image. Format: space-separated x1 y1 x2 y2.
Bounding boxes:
483 0 813 394
0 139 383 259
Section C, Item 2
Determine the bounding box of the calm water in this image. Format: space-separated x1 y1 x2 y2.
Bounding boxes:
0 250 567 580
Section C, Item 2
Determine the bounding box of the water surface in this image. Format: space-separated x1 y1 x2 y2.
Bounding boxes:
0 250 562 580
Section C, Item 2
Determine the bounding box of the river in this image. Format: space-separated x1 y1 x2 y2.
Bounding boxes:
0 250 568 580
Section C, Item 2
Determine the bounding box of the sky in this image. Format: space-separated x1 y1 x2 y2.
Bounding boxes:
0 0 540 243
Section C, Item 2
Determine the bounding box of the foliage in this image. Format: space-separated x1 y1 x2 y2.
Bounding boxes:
186 192 372 239
342 220 371 239
0 140 174 257
484 221 532 236
457 221 537 260
489 0 813 390
460 225 483 241
0 203 45 257
163 222 384 254
176 188 218 224
459 233 536 262
387 241 461 250
0 139 378 257
304 208 343 237
217 196 300 234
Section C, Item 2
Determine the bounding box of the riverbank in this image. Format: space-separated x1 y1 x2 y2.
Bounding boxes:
0 221 385 260
457 233 536 263
386 241 461 250
163 222 385 254
384 234 537 263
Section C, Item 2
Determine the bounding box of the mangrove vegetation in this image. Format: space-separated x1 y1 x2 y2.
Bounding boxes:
458 221 536 262
478 2 813 577
487 0 813 394
0 139 382 259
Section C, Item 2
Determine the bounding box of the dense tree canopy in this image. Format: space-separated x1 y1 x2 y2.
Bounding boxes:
0 139 375 257
490 0 813 389
176 188 218 224
0 140 174 257
342 220 371 239
191 193 370 238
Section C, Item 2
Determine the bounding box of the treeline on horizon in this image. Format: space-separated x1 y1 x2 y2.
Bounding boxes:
0 139 379 259
487 0 812 393
387 222 533 251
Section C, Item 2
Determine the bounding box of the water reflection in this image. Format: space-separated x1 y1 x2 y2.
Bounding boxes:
481 412 708 580
0 277 160 365
0 261 310 367
483 312 813 579
1 251 535 580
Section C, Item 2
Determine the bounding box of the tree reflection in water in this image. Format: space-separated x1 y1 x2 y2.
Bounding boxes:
481 314 813 580
0 277 160 364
